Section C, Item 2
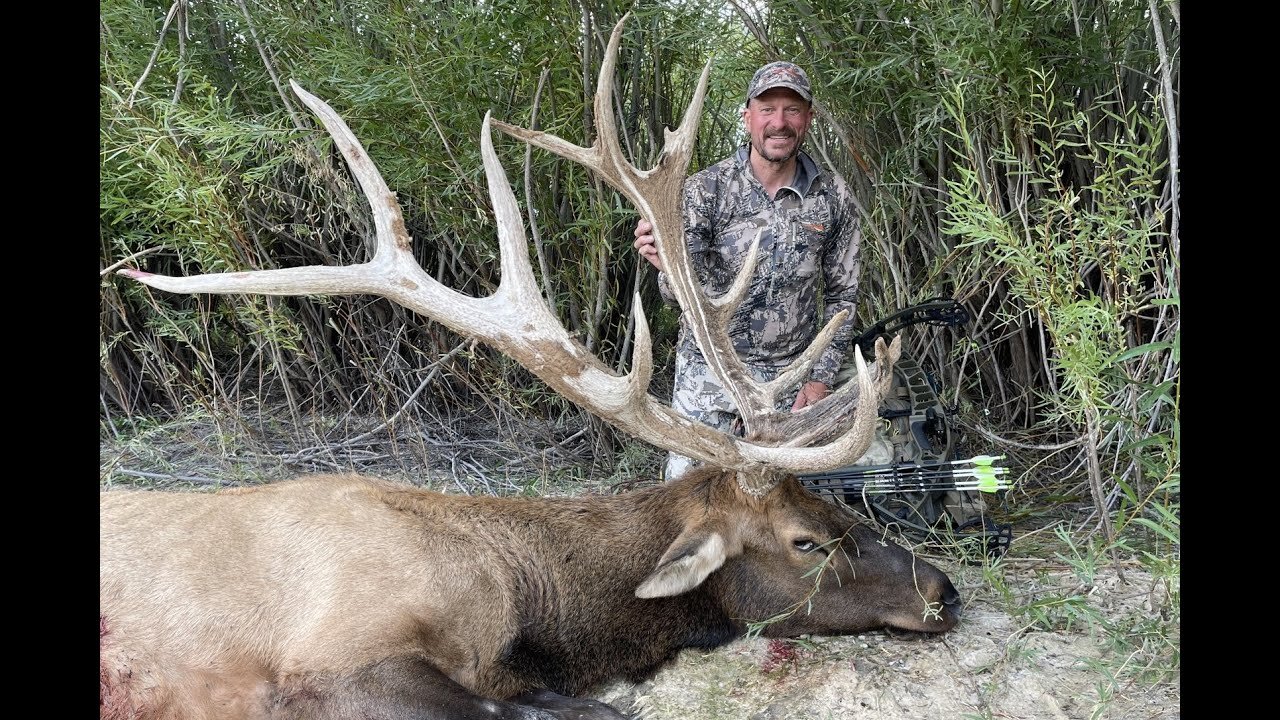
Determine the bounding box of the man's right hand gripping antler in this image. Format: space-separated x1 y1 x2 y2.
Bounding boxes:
633 218 665 272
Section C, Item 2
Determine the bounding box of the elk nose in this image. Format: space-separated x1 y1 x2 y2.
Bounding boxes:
942 584 962 609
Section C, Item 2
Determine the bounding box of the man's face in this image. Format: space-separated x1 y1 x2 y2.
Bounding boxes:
743 88 813 164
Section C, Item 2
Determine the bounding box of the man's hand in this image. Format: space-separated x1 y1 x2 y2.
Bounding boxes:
791 381 830 411
633 219 665 272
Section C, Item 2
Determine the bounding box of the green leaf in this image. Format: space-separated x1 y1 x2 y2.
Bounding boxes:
1111 341 1172 364
1138 380 1177 412
1119 434 1169 455
1130 517 1179 545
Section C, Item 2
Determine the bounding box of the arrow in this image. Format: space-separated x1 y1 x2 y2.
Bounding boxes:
801 457 1013 495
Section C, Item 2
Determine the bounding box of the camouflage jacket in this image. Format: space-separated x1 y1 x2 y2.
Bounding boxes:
658 145 862 386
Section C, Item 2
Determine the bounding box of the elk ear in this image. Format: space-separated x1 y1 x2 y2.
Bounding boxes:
635 527 733 599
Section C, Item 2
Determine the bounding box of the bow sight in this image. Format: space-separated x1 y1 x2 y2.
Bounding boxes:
801 298 1013 559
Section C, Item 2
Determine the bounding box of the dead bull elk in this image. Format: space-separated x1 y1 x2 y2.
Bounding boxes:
102 15 961 720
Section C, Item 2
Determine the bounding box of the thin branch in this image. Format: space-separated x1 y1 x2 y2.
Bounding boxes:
524 65 556 308
967 423 1084 451
101 246 166 278
279 341 471 462
126 0 184 108
170 0 189 105
1147 0 1179 258
111 468 230 486
234 0 305 132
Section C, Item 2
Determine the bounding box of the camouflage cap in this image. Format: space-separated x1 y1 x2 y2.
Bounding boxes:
746 61 813 102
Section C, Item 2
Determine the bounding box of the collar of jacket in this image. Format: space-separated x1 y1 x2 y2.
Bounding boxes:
734 144 822 198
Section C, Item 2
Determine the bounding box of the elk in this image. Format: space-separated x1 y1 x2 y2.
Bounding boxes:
101 15 961 720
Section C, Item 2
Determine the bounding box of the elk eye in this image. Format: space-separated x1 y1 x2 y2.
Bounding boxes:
793 539 817 552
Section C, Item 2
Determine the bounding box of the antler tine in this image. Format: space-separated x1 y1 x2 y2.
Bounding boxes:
119 80 456 306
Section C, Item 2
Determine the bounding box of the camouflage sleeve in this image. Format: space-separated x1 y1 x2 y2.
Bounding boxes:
811 181 862 386
657 174 719 307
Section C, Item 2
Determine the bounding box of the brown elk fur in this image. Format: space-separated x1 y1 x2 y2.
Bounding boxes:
100 468 959 719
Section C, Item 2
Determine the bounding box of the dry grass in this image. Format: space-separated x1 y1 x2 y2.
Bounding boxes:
100 400 665 497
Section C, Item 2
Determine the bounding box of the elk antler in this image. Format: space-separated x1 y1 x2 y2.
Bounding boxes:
116 14 899 494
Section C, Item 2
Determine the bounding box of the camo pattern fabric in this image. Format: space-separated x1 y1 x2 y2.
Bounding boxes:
659 145 862 479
